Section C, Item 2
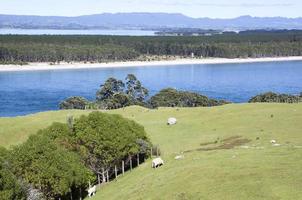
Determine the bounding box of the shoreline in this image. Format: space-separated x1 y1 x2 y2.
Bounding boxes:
1 56 302 72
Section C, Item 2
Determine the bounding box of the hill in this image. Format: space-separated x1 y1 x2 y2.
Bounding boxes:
1 13 302 30
1 104 302 199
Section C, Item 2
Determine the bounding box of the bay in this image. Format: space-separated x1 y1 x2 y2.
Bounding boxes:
0 61 302 117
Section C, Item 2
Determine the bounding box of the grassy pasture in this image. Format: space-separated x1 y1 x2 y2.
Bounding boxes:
1 103 302 199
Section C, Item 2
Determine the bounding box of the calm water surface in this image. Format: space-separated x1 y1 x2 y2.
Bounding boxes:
0 61 302 117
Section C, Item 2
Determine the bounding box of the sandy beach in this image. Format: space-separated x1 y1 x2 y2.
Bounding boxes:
1 56 302 72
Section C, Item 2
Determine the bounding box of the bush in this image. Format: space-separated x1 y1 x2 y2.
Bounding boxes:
249 92 302 103
0 148 26 200
148 88 229 108
59 96 89 110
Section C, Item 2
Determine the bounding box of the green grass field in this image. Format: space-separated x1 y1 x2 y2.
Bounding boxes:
1 103 302 199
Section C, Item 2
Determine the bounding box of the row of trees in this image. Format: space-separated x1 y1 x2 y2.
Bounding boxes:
1 112 151 199
59 74 229 110
148 88 229 108
1 32 302 63
60 76 302 111
249 92 302 103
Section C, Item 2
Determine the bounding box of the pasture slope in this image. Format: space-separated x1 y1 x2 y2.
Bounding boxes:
1 103 302 199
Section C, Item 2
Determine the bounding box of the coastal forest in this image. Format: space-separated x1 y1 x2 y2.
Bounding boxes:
1 31 302 64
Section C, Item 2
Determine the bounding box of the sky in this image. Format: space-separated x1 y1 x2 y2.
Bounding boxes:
0 0 301 18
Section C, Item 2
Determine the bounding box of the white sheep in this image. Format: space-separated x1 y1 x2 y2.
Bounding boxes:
87 185 96 198
270 140 276 144
152 157 164 168
174 155 184 160
167 118 177 125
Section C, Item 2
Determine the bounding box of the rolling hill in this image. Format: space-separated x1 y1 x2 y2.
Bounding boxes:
1 13 302 30
1 104 302 199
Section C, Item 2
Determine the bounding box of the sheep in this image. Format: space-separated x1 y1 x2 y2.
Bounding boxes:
167 117 177 125
87 185 97 198
270 140 276 144
174 155 184 160
152 157 164 168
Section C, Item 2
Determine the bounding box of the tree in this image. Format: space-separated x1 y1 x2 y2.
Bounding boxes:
5 111 152 199
72 112 150 181
249 92 302 103
96 77 125 102
59 96 89 110
0 148 26 200
9 133 94 199
148 88 229 108
96 75 149 109
125 74 149 104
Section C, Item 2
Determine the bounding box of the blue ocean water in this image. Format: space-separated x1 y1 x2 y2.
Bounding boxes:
0 61 302 117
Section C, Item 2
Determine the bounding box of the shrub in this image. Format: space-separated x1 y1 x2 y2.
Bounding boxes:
0 148 26 200
59 96 89 110
148 88 229 108
249 92 302 103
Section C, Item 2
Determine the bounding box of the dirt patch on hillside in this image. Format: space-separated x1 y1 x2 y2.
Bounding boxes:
184 136 251 153
200 141 218 146
222 135 242 142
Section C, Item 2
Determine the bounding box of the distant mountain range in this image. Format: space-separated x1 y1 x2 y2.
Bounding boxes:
1 13 302 30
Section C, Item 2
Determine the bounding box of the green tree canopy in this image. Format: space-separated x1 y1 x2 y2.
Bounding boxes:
249 92 302 103
9 133 94 199
96 77 125 102
0 147 26 200
95 75 149 109
126 74 149 104
149 88 229 108
59 96 89 110
72 111 150 175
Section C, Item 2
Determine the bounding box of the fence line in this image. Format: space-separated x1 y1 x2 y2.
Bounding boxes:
90 146 161 194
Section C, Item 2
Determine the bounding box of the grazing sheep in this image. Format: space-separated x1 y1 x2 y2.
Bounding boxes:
167 118 177 125
152 157 164 168
87 185 97 198
270 140 276 144
174 155 184 160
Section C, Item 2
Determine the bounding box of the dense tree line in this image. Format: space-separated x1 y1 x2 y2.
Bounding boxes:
249 92 302 103
60 75 302 111
0 112 151 199
148 88 229 108
1 32 302 64
60 74 228 110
